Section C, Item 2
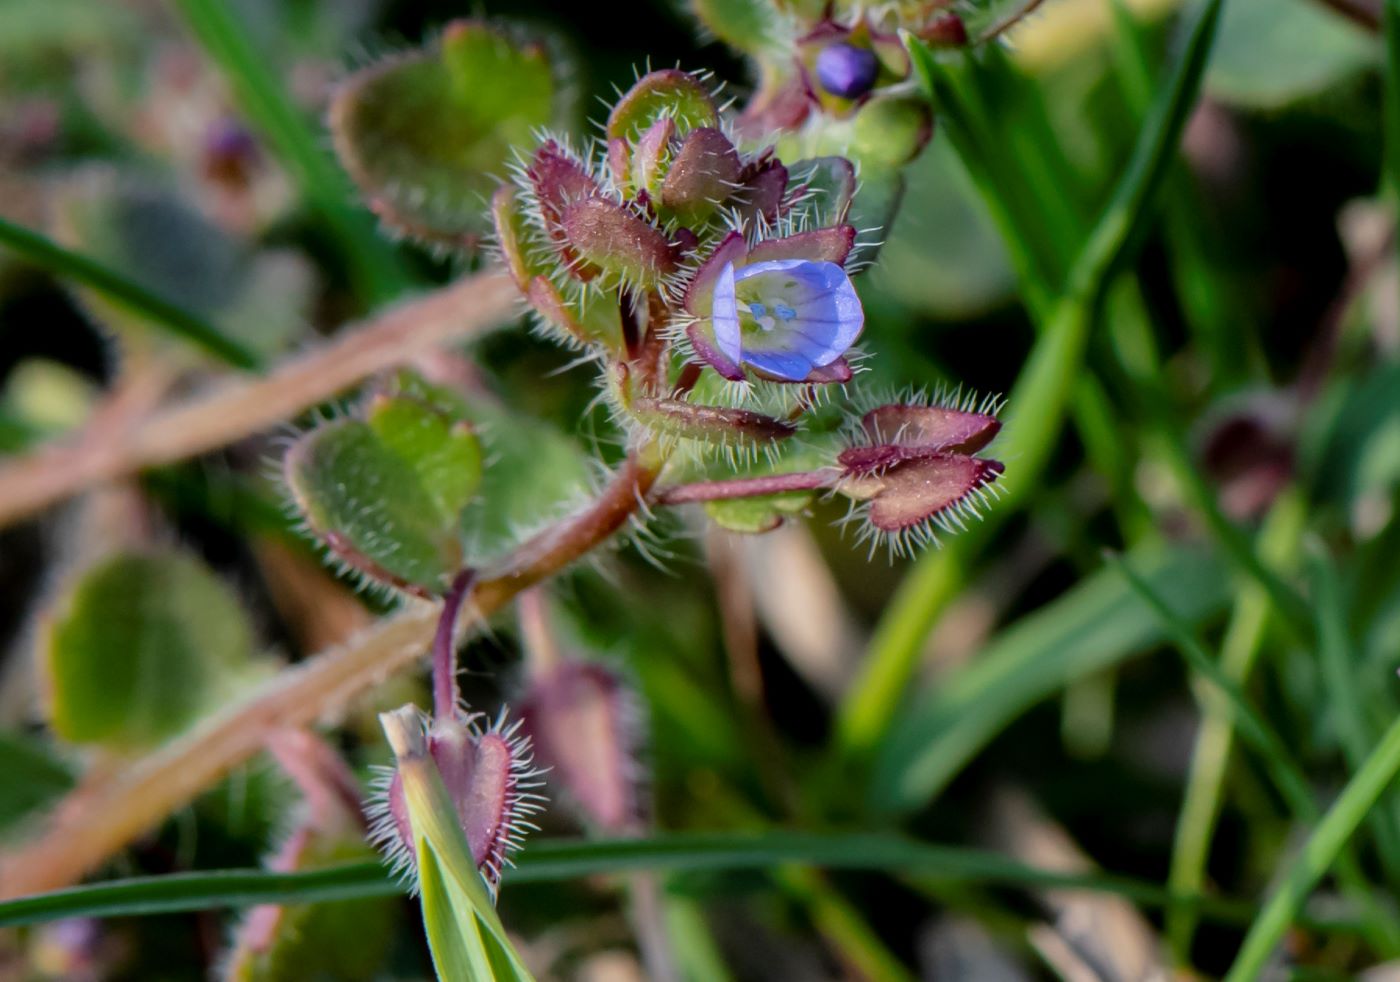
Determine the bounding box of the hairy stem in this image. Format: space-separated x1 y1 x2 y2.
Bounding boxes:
432 570 476 720
0 452 658 898
0 270 518 530
654 469 838 506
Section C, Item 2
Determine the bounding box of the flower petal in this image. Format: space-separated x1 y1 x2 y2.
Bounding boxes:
741 347 817 381
709 261 744 365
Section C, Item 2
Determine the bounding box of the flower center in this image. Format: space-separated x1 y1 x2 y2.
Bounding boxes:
743 297 798 333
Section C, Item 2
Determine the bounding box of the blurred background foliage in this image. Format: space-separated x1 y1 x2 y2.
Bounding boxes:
0 0 1397 978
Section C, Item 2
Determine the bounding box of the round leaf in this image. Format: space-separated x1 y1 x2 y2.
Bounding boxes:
43 551 257 750
330 20 558 245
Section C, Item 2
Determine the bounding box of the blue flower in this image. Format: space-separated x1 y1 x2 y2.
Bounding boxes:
708 259 863 382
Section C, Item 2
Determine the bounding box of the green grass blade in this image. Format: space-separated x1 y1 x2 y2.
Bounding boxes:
170 0 410 306
1064 0 1226 303
0 863 396 926
1225 714 1400 981
382 708 534 981
905 47 1059 306
0 216 263 370
0 830 1305 931
868 546 1230 813
840 0 1227 759
776 865 917 982
664 895 736 982
1114 544 1400 957
1312 552 1400 880
1167 492 1307 958
1108 552 1315 816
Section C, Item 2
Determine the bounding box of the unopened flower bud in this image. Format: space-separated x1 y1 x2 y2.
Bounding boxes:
838 395 1006 554
815 42 880 99
369 708 544 892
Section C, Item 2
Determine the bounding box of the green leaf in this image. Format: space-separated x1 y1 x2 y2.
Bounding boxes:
0 360 97 439
850 95 933 169
284 398 483 594
689 0 788 58
704 494 809 534
870 547 1230 814
606 70 719 144
784 157 856 228
367 395 483 530
699 445 830 534
330 20 558 246
1208 0 1378 109
42 551 258 750
875 137 1015 319
383 371 594 564
0 731 73 837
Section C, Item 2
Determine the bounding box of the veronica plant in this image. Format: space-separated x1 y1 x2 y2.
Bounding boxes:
275 16 1006 979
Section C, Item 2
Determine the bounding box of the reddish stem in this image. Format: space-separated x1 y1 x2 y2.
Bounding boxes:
432 569 476 719
671 361 703 398
653 469 839 505
620 288 643 361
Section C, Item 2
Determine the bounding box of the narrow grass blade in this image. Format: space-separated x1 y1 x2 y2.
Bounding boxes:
1064 0 1226 303
1108 552 1314 815
0 831 1292 930
1311 552 1400 880
1224 714 1400 981
381 707 535 981
1167 492 1306 958
0 216 263 370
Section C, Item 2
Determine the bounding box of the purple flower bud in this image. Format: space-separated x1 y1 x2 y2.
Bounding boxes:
709 259 864 382
839 403 1002 475
864 454 1004 533
815 42 880 100
368 709 545 892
